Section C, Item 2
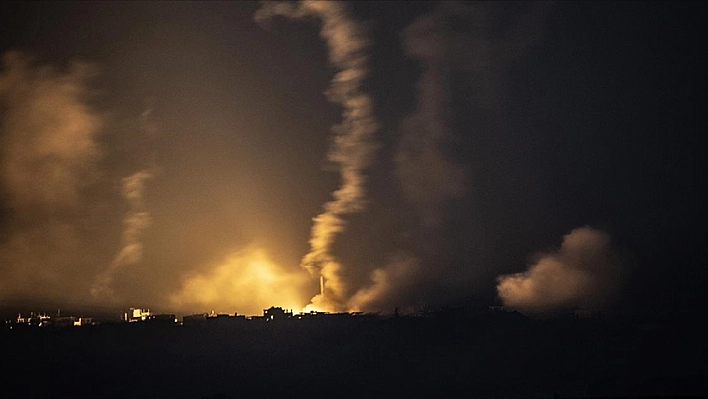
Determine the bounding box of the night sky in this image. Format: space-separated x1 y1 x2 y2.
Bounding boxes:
0 1 701 317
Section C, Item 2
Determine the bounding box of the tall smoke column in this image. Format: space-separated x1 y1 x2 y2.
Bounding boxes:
91 170 153 299
255 1 378 311
397 1 551 225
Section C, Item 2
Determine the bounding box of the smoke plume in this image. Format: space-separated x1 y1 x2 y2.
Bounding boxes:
0 51 101 211
0 51 103 301
91 170 153 299
497 226 623 316
256 1 378 312
348 253 421 312
396 1 551 225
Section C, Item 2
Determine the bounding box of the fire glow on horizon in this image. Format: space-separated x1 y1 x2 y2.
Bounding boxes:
2 1 675 319
170 245 309 316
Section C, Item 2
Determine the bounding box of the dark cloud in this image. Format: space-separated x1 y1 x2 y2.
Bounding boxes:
395 1 551 226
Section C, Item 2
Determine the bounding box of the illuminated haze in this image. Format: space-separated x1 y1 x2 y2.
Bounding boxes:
0 2 699 316
0 52 103 304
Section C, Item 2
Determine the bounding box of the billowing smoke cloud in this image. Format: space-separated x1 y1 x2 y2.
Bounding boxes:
169 245 308 316
345 2 554 313
0 51 101 211
255 1 378 312
91 170 153 299
497 226 623 316
0 51 103 301
348 253 421 312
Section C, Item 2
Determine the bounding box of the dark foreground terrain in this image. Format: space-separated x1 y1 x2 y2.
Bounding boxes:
1 313 706 398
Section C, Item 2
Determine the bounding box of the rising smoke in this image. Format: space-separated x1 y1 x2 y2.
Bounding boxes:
349 2 554 312
497 226 624 316
252 1 557 314
0 51 103 302
396 1 551 226
90 96 158 301
255 1 378 312
0 52 101 212
91 170 153 300
348 253 421 312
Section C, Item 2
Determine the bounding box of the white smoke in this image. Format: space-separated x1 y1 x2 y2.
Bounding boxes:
497 226 624 316
255 1 378 312
91 170 153 299
91 94 158 301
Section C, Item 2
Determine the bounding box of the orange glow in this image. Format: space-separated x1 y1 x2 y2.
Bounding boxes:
302 302 326 313
169 245 309 315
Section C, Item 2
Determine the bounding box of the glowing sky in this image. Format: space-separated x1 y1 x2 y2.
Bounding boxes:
0 2 700 316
